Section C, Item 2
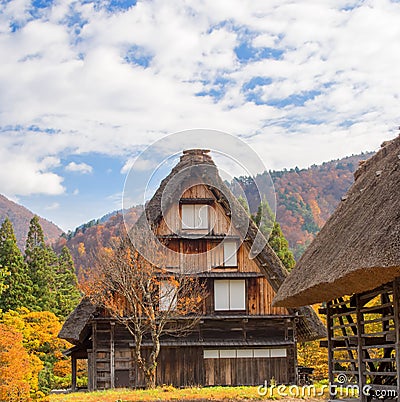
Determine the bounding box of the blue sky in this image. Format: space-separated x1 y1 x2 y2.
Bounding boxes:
0 0 400 231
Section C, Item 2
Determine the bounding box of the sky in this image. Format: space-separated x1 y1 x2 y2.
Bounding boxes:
0 0 400 231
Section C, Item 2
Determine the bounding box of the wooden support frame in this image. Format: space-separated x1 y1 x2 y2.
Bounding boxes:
326 279 399 401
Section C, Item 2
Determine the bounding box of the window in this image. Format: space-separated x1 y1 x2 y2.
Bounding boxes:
223 240 237 267
159 281 177 311
214 279 245 311
204 348 287 359
181 204 208 230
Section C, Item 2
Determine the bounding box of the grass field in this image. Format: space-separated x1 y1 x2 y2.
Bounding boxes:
49 385 328 402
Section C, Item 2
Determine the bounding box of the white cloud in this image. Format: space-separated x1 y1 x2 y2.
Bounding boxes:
0 151 65 197
0 0 399 196
45 202 60 210
65 161 93 174
121 157 158 174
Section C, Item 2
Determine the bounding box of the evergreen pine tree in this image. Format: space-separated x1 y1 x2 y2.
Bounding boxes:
251 199 296 271
267 221 296 271
237 195 250 214
0 264 8 297
55 246 80 319
251 197 274 236
0 218 33 311
25 216 56 312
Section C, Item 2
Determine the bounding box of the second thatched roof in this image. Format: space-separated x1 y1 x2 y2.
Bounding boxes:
274 135 400 308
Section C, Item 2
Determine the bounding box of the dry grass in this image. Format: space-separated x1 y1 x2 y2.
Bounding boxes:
49 385 328 402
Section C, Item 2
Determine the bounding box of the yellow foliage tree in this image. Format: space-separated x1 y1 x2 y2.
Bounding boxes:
297 340 329 380
0 323 33 402
297 305 328 380
1 308 71 396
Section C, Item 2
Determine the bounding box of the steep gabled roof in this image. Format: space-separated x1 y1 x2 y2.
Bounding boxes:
59 149 326 343
58 297 96 344
135 149 325 341
274 135 400 308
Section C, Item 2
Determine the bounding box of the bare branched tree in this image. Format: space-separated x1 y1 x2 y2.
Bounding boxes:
82 234 208 388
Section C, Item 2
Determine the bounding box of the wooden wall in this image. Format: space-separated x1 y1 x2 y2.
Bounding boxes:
156 184 233 236
204 356 290 386
89 321 296 389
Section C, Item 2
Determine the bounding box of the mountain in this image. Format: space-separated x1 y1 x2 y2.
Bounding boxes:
55 207 144 277
0 194 63 250
58 152 373 275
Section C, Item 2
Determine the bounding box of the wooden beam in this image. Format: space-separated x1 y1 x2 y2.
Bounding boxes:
92 321 97 391
356 294 367 402
393 278 400 400
110 322 115 389
71 356 77 392
326 301 335 398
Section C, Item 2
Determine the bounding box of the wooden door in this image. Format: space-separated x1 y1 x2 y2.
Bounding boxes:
115 369 130 388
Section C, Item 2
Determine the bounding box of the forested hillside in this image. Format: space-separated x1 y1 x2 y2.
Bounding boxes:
0 194 62 250
55 207 143 276
238 152 373 258
58 152 373 274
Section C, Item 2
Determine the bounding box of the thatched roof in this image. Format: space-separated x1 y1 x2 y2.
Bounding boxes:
59 149 325 343
58 298 96 344
274 135 400 308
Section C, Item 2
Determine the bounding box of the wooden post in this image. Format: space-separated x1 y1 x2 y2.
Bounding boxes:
292 318 298 385
92 321 97 391
393 278 400 401
326 301 335 400
356 294 366 402
110 322 115 388
71 356 77 391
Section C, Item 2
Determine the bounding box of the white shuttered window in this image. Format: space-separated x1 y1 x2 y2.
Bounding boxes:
214 279 245 310
159 281 177 311
223 240 237 266
182 204 208 230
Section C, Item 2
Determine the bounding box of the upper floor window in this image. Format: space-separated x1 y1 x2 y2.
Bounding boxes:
223 240 237 267
159 281 177 311
214 279 245 311
181 204 209 230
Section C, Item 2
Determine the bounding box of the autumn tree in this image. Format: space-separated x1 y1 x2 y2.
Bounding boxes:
83 234 207 388
0 323 32 402
0 218 33 311
1 308 70 395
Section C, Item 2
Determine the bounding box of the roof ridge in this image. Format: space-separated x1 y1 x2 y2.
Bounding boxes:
354 134 400 181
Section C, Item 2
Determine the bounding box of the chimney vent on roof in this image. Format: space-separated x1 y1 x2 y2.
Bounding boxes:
180 149 213 164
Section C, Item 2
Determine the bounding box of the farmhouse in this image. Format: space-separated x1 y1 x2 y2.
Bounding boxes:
274 135 400 401
59 149 325 390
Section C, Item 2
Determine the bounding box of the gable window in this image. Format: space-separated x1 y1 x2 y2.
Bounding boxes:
214 279 245 311
181 204 208 230
223 240 237 267
159 281 177 311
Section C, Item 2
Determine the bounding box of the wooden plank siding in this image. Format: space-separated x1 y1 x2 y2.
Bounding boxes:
88 320 296 389
204 357 290 386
